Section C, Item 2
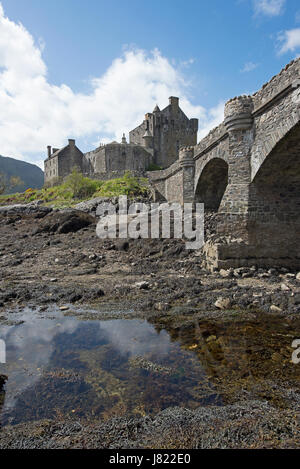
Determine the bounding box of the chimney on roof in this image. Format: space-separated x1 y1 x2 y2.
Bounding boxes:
47 146 51 158
68 139 75 147
169 96 179 108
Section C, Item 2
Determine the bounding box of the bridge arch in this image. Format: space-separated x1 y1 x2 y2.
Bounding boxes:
194 157 229 211
248 121 300 260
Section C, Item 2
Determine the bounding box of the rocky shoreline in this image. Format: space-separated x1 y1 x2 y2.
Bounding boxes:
0 202 299 448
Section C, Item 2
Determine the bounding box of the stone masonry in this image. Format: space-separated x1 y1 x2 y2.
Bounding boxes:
149 58 300 269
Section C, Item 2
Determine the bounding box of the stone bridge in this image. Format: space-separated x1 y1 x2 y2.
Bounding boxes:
148 58 300 269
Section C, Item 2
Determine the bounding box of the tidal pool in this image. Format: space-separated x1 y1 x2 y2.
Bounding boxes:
0 307 299 428
0 307 221 427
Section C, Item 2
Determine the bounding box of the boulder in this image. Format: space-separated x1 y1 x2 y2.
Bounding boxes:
33 210 95 235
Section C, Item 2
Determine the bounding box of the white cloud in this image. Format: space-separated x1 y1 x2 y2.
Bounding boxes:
0 4 223 168
277 28 300 54
197 101 225 140
253 0 285 17
240 61 259 72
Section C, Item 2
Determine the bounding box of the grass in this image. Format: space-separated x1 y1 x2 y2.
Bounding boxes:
0 171 151 208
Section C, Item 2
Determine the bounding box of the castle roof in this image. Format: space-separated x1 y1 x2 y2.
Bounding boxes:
153 104 160 113
143 129 153 138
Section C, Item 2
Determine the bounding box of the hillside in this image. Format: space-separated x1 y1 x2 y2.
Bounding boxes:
0 155 44 193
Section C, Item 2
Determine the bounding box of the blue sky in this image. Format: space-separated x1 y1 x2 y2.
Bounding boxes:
0 0 299 167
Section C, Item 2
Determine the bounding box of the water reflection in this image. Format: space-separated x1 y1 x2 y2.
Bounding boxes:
0 308 219 426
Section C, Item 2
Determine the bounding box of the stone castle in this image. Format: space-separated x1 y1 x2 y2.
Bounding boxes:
44 58 300 270
44 96 198 185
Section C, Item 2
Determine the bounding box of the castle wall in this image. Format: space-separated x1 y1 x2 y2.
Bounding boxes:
57 144 84 181
84 147 106 174
83 143 153 178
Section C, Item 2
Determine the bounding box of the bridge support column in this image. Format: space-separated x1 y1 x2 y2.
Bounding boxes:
218 96 254 241
179 147 195 204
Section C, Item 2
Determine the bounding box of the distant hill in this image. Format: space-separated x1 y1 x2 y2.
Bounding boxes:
0 155 44 194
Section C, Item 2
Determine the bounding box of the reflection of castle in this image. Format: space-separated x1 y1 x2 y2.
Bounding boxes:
44 97 198 185
0 374 6 420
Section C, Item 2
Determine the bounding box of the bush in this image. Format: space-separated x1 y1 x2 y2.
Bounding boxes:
65 167 100 199
95 171 149 198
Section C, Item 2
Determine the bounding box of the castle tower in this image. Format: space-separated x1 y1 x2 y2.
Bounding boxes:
129 97 198 169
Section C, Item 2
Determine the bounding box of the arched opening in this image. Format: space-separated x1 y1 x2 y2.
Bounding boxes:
195 158 228 211
248 122 300 263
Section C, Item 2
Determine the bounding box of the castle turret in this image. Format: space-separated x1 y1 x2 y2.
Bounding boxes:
142 129 153 149
122 133 127 144
224 95 253 132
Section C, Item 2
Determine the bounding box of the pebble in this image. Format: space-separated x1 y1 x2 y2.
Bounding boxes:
214 297 231 310
270 305 283 313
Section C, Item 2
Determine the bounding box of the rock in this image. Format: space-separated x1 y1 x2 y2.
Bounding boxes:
0 204 51 217
59 306 69 311
74 197 111 214
258 273 270 278
270 305 283 313
34 210 95 235
268 268 278 276
49 278 58 283
280 283 290 291
214 297 231 310
233 268 242 278
134 281 150 290
296 272 300 282
219 269 232 278
115 240 129 252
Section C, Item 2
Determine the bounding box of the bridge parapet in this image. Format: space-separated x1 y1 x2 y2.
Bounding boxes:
252 58 299 112
194 123 227 160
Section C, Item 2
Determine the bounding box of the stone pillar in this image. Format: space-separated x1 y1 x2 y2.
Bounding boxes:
219 96 254 240
179 146 195 204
